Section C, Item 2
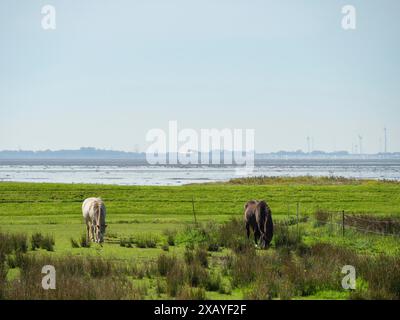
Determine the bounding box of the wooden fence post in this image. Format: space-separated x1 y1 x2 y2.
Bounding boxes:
192 196 197 225
297 202 299 236
342 210 345 237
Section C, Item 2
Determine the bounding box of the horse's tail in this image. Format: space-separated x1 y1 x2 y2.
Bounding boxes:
258 200 273 243
263 202 273 243
257 200 268 218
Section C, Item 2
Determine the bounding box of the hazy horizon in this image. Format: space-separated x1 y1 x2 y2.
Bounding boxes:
0 146 399 155
1 1 399 153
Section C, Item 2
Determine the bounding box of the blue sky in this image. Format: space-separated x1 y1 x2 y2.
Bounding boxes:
0 0 399 153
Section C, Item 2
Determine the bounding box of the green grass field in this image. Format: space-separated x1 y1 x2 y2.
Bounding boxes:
1 178 399 300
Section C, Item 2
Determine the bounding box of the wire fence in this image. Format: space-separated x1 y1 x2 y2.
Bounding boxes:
302 208 400 238
3 191 400 239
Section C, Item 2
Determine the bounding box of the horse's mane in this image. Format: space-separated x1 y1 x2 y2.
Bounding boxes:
92 200 102 224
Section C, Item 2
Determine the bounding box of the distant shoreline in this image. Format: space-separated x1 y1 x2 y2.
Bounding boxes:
0 147 399 163
1 158 400 167
1 159 399 185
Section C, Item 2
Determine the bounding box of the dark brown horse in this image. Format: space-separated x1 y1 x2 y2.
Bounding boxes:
244 200 273 248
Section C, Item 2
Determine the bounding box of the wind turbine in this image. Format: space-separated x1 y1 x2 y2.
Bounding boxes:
358 135 363 155
384 127 387 153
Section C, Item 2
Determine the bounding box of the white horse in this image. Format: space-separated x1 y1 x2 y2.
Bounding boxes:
82 197 107 243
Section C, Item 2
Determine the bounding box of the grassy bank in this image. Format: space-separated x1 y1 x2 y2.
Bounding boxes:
0 177 399 299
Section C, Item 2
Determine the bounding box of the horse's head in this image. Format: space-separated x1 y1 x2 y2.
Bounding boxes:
259 232 270 249
260 219 273 249
95 223 107 243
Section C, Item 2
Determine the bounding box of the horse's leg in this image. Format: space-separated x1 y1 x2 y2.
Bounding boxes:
92 223 96 242
93 217 99 243
260 233 266 249
254 227 261 245
246 223 250 239
89 221 95 242
86 222 90 242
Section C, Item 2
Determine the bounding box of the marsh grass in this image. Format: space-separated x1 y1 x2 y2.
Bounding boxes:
163 229 177 246
177 225 209 246
183 247 210 288
278 216 309 227
227 175 366 185
31 233 55 251
135 234 158 248
354 254 400 299
30 233 43 250
246 243 399 299
1 223 399 300
157 254 178 277
7 273 142 300
217 218 244 249
120 237 134 248
238 245 343 300
205 270 222 292
177 285 206 300
70 234 90 248
158 246 216 296
186 261 208 287
41 235 55 251
70 238 80 248
178 218 257 254
155 278 167 296
195 247 209 268
0 232 28 255
120 234 158 248
166 265 186 297
273 225 307 252
80 234 91 248
228 241 365 299
3 253 149 300
229 247 259 287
